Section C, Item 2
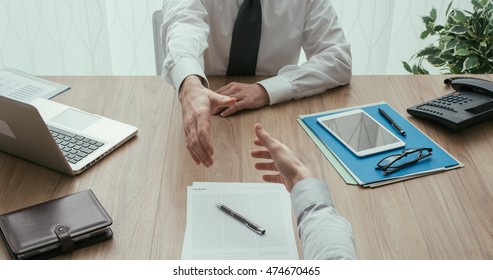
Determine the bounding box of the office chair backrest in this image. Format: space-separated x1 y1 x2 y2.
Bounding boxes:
152 10 165 75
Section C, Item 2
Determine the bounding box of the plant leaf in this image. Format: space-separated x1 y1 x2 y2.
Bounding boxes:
428 56 446 67
450 25 469 34
444 40 460 51
434 25 444 32
430 7 437 21
454 49 472 56
452 10 468 23
462 56 480 71
420 30 430 39
422 16 435 26
446 1 454 16
412 64 429 74
418 67 430 75
416 46 441 57
402 61 413 73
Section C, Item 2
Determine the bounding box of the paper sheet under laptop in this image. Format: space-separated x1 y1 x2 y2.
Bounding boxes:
0 68 70 102
182 182 299 260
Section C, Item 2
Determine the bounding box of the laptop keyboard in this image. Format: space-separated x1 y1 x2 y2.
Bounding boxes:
48 126 105 164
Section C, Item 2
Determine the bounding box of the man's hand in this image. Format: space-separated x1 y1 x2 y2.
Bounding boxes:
214 82 270 116
251 123 314 192
179 75 236 167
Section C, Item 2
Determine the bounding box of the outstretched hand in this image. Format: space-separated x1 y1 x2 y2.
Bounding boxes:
179 75 236 167
251 123 313 192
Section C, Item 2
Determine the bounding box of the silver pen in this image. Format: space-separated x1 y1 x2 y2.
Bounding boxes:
216 203 266 235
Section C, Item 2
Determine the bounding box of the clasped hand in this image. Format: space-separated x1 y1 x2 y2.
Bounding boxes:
213 82 270 117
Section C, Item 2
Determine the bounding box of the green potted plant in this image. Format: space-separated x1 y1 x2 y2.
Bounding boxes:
403 0 493 74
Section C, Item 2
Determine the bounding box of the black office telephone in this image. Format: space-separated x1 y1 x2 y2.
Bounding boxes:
407 77 493 131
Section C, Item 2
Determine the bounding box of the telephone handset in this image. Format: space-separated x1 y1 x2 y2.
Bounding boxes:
407 77 493 131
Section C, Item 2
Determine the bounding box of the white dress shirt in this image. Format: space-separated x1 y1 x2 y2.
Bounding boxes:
291 178 357 260
161 0 351 104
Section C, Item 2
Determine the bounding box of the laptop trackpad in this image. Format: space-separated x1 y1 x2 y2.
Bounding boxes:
50 108 100 131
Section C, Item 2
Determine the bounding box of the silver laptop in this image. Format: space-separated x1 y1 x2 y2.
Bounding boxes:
0 96 138 175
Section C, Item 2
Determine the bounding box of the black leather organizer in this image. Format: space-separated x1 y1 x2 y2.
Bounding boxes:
0 190 113 260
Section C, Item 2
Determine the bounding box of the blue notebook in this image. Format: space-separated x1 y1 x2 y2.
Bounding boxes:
299 102 462 187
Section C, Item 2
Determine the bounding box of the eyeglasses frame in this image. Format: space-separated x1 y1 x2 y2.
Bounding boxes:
376 147 433 175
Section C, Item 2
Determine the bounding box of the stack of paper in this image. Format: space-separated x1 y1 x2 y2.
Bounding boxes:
181 182 299 260
0 68 70 103
298 102 463 188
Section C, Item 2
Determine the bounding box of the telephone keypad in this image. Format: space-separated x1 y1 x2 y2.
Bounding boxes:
421 93 476 114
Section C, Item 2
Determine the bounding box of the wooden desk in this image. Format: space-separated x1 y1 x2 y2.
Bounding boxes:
1 75 492 260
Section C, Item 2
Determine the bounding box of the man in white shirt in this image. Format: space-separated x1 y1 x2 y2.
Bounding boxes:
251 123 356 259
161 0 351 167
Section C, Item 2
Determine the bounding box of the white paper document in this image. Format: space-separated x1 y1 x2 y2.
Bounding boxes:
0 68 70 103
181 182 299 260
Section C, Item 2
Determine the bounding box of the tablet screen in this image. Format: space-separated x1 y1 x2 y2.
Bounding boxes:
317 109 405 156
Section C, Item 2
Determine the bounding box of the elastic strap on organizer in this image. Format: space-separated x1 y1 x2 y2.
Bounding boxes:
54 225 74 254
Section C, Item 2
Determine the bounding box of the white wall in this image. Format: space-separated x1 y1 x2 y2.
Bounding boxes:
0 0 472 76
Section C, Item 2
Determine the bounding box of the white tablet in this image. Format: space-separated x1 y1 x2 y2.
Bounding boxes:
317 109 405 157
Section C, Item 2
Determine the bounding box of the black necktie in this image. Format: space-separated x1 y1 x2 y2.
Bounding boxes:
227 0 262 76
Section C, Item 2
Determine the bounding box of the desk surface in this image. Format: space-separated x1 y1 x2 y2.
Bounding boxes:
1 75 492 260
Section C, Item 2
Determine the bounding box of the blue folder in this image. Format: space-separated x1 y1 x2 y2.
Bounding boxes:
300 102 462 187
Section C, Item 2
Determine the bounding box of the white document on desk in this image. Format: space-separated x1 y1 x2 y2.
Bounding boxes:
0 68 70 102
181 182 299 260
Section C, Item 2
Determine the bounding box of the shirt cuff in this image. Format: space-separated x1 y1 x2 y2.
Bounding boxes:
170 57 209 90
291 178 334 218
257 75 294 105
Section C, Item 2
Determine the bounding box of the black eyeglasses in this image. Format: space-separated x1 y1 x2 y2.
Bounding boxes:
375 148 433 175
